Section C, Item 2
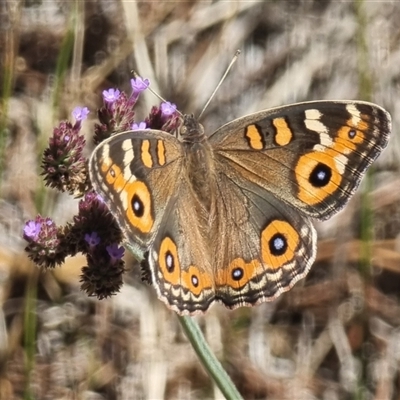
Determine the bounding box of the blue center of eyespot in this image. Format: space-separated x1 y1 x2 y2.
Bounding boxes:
269 233 287 256
348 129 356 139
317 170 327 181
191 275 199 287
232 267 244 281
309 163 332 187
273 237 285 251
132 194 144 217
165 251 174 272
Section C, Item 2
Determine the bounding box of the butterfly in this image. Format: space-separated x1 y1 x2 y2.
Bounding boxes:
89 100 391 315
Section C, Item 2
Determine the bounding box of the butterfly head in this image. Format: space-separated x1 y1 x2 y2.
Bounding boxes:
180 114 205 143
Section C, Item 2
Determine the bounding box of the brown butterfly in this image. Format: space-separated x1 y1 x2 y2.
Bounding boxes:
89 100 391 315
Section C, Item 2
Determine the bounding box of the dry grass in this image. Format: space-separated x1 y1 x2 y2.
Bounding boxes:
1 1 399 399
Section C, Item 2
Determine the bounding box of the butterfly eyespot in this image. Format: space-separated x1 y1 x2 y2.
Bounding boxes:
125 181 153 233
295 152 342 205
132 194 144 217
269 233 287 256
102 162 120 185
309 163 332 187
165 251 175 272
261 220 299 269
232 267 244 281
348 129 357 139
216 259 258 290
182 266 213 295
191 274 199 287
158 237 180 285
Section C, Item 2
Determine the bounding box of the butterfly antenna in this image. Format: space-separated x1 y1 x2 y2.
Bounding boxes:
131 70 184 117
197 50 241 120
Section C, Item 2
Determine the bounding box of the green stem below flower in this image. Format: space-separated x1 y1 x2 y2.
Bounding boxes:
178 315 243 400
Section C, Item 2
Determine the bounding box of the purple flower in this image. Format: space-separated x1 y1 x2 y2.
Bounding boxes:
161 102 177 117
106 244 125 263
72 106 90 122
23 216 65 269
84 232 101 248
102 88 121 103
130 77 150 96
96 194 105 203
23 220 42 241
23 216 56 242
131 121 148 130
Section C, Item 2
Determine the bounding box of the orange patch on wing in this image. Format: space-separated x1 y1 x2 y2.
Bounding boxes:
181 266 213 296
333 116 367 154
157 140 166 166
334 125 364 152
159 237 180 285
261 220 298 269
215 258 260 290
295 150 342 205
141 140 153 168
272 117 293 146
245 125 263 150
101 162 126 192
125 180 153 233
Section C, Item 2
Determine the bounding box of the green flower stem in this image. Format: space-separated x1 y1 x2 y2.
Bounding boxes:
355 0 374 281
127 253 241 398
23 271 38 400
178 315 243 400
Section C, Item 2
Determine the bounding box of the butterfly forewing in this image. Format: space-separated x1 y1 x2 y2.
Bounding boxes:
210 101 390 220
89 130 184 257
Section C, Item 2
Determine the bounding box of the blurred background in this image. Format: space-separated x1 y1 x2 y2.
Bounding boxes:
1 1 400 399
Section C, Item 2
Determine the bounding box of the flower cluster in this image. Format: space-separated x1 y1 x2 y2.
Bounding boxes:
94 77 150 144
23 77 179 299
42 107 89 196
23 216 65 268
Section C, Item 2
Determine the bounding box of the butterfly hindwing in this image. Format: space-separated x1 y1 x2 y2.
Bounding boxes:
210 167 317 308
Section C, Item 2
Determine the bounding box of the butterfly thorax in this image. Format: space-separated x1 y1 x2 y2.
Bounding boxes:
181 115 217 215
